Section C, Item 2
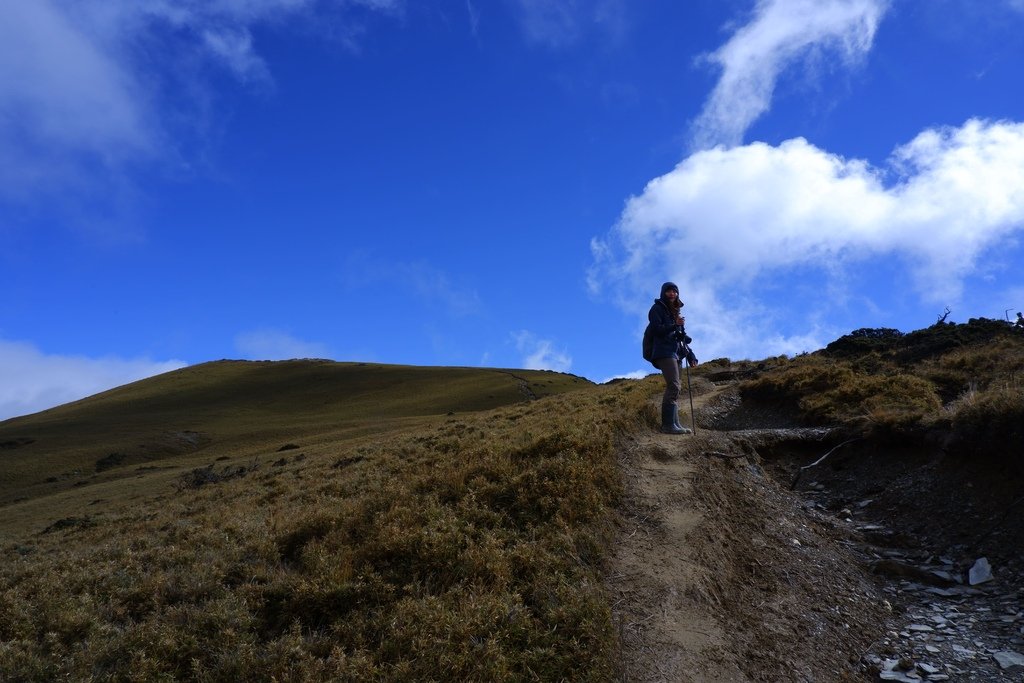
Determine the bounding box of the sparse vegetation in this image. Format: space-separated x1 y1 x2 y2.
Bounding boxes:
744 319 1024 445
0 363 648 681
950 385 1024 460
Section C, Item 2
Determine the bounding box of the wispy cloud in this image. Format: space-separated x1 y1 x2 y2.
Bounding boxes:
0 2 156 202
512 0 581 46
0 0 401 208
343 252 482 318
201 26 271 84
0 338 186 422
510 0 628 48
512 331 572 372
234 329 331 360
591 118 1024 360
692 0 888 149
466 0 481 37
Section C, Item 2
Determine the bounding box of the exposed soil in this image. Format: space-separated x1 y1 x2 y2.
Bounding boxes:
608 382 1024 682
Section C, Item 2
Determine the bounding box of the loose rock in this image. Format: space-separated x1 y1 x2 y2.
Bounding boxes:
992 650 1024 670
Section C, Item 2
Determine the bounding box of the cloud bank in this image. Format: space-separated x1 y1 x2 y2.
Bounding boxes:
513 331 572 372
591 118 1024 358
591 0 1024 363
0 339 186 422
693 0 888 149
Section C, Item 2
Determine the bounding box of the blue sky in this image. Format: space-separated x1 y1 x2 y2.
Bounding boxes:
3 0 1024 420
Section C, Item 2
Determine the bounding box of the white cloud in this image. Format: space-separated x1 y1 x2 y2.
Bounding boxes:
234 329 331 360
600 370 652 383
0 339 186 422
201 27 271 83
591 118 1024 360
0 1 157 200
512 331 572 372
0 0 401 205
693 0 888 149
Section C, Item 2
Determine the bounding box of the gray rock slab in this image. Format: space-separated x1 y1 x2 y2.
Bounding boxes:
993 650 1024 670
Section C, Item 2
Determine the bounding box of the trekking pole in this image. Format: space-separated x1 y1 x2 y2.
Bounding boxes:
683 346 696 435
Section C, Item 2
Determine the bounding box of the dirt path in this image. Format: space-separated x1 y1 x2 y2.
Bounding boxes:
607 384 893 682
609 386 750 682
609 371 1024 682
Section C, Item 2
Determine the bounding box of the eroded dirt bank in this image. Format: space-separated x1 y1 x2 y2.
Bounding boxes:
609 382 1024 682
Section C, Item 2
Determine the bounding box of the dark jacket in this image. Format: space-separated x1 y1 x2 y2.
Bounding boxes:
648 298 681 361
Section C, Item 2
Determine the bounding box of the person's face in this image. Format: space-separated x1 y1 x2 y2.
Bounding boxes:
664 289 678 301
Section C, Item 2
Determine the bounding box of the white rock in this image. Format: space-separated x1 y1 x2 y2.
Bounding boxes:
968 557 993 585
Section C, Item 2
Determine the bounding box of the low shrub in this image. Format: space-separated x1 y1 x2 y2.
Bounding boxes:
742 356 941 432
949 385 1024 463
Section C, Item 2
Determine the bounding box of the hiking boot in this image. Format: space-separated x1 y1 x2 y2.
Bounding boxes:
671 405 692 434
661 404 687 434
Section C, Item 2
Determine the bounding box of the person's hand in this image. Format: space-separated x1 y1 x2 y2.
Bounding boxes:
677 316 685 325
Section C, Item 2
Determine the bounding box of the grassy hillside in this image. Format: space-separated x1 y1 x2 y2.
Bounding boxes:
3 322 1021 681
739 318 1024 458
0 360 590 515
0 360 650 681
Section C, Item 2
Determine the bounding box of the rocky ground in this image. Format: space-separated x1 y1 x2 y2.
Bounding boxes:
608 382 1024 682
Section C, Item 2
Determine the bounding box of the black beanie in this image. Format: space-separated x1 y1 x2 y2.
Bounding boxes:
660 282 679 296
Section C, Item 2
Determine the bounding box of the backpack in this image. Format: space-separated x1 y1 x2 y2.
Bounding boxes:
642 323 657 367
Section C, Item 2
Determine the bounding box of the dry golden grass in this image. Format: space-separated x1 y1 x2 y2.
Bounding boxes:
0 361 652 681
0 361 591 517
743 320 1024 440
2 321 1020 681
741 355 941 431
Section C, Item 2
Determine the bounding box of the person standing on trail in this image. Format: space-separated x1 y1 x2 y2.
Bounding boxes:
1016 312 1024 328
648 282 694 435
